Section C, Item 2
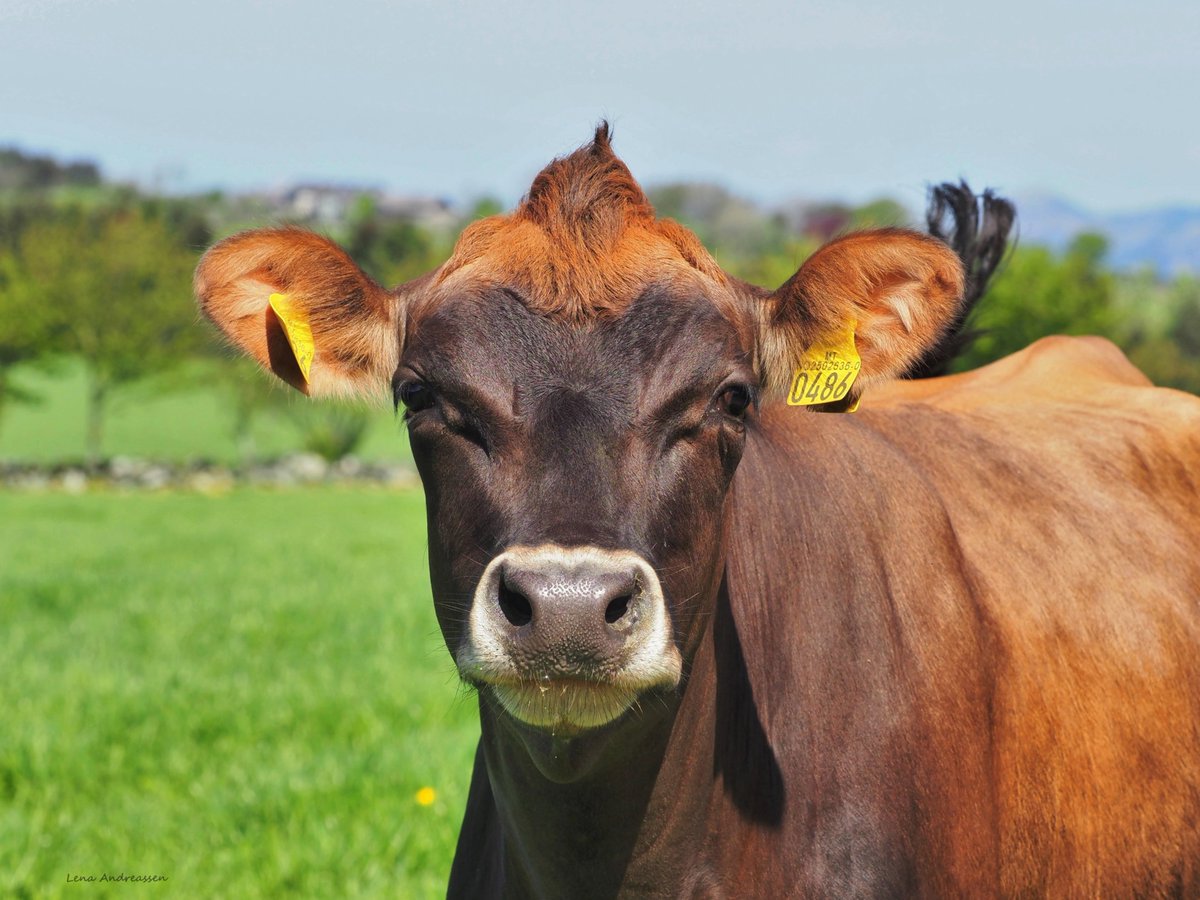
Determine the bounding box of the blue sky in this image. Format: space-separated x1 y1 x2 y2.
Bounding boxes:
1 0 1196 212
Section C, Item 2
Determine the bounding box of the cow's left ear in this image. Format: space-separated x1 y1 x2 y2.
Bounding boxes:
756 229 965 395
195 227 403 399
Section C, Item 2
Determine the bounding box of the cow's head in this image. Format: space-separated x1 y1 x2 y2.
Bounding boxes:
197 125 965 769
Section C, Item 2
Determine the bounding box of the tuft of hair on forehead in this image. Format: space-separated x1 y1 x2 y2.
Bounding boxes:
435 122 725 324
515 122 656 243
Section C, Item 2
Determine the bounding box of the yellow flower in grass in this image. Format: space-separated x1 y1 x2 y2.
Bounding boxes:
415 786 437 806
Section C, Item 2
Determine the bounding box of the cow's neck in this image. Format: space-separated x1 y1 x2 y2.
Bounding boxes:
474 579 758 898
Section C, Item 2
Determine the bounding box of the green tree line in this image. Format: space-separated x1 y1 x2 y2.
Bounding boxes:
0 152 465 464
2 150 1198 464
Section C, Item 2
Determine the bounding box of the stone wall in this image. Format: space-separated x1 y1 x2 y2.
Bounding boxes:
1 454 418 492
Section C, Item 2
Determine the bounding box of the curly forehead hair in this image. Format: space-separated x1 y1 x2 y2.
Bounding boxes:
436 123 725 323
516 122 656 240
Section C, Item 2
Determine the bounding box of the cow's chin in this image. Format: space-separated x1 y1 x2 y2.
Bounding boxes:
490 680 639 734
483 677 679 783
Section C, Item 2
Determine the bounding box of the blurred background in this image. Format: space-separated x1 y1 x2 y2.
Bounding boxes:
2 0 1197 896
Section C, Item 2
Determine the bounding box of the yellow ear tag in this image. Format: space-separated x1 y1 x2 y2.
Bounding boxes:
787 321 861 407
268 292 314 383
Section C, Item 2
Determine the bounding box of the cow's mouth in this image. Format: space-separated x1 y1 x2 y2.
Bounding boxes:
488 678 640 732
479 672 677 732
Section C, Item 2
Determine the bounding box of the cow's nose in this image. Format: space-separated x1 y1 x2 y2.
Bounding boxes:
458 544 683 726
497 560 640 633
464 545 671 679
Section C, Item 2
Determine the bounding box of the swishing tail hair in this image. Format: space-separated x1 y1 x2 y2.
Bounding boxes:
904 181 1016 378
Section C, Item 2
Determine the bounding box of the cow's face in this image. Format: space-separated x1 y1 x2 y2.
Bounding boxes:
197 127 963 759
399 265 751 737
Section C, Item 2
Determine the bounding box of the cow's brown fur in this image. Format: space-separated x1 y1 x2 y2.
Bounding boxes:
820 337 1200 895
435 124 728 324
195 129 1200 897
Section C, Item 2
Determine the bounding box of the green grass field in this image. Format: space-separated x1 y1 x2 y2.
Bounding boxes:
0 487 478 898
0 361 410 464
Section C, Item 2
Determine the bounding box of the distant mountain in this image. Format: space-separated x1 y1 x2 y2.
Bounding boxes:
1014 193 1200 276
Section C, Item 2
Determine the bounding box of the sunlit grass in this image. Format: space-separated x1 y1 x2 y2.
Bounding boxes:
0 487 476 898
0 360 411 464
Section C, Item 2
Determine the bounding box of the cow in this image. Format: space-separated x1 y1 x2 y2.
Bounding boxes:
196 125 1200 897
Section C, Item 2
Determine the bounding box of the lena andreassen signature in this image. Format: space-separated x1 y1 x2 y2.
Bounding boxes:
66 872 169 884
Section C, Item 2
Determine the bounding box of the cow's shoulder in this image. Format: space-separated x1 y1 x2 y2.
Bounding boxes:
866 334 1192 420
733 337 1200 896
847 337 1200 894
858 336 1200 494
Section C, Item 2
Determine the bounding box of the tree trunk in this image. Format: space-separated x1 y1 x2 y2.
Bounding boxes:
86 375 107 467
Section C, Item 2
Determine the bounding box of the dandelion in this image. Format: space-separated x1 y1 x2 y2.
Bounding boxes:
415 786 437 806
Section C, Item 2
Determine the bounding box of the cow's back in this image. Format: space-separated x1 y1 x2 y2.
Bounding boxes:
727 336 1200 895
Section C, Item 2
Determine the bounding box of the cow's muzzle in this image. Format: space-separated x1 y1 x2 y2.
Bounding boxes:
456 544 683 731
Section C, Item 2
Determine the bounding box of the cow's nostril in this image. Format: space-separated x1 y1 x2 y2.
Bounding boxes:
498 583 533 627
604 594 633 625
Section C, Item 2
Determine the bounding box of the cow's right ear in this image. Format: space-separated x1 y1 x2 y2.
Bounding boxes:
195 227 402 398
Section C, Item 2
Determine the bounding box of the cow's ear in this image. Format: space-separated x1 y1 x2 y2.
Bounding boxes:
756 229 965 396
195 227 402 398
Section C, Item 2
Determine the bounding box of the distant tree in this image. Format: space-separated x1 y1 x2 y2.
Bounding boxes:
648 182 816 285
647 184 911 287
649 183 783 257
720 238 819 288
850 197 911 230
1171 276 1200 357
954 233 1117 371
1127 337 1200 395
0 201 69 437
468 196 504 220
1129 276 1200 394
344 202 441 287
0 201 55 253
139 195 213 250
0 147 101 191
0 249 59 436
8 205 202 462
793 203 852 241
647 183 726 225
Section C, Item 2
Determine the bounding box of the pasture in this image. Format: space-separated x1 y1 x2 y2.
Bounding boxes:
0 361 410 464
0 486 475 898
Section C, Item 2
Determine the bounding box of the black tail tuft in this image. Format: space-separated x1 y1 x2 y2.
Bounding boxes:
905 181 1016 378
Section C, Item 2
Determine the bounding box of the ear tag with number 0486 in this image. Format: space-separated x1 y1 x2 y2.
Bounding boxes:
268 292 314 383
787 321 861 408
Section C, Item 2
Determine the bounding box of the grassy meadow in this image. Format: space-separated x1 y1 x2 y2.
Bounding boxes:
1 471 479 894
0 360 410 465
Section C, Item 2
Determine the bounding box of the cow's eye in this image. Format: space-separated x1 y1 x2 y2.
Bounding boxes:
398 381 435 414
716 384 752 420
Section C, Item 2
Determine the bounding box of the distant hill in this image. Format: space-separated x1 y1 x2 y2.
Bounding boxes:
0 146 100 191
1015 193 1200 276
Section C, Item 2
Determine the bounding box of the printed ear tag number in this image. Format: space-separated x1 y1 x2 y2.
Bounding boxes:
268 292 314 382
787 321 861 408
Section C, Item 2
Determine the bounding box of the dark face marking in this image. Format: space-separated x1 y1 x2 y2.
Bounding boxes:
398 279 755 732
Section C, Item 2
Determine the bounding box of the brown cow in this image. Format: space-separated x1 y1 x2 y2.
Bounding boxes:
196 125 1200 897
